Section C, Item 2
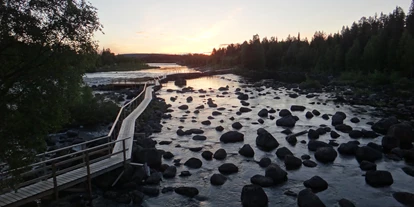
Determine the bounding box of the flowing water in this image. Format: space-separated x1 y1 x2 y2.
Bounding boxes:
84 65 411 207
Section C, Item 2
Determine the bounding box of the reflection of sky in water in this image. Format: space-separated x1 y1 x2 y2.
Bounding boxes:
83 63 197 86
92 74 409 207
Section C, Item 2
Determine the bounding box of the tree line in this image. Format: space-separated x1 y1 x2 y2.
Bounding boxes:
203 3 414 80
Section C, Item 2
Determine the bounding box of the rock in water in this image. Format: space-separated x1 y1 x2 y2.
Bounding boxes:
276 115 297 127
256 128 279 151
371 116 399 134
175 187 199 198
258 109 268 117
308 129 319 139
220 131 244 143
201 151 213 160
332 112 346 126
393 192 414 206
239 144 255 157
297 188 326 207
218 163 239 175
291 105 306 111
284 155 302 170
265 164 288 184
279 109 292 117
315 147 337 163
303 176 328 192
338 199 355 207
250 175 274 187
365 170 394 187
355 146 382 162
276 147 293 159
232 122 243 129
184 158 202 169
214 149 227 160
359 160 377 171
240 185 268 207
210 173 227 185
387 122 414 149
259 157 272 168
163 166 177 178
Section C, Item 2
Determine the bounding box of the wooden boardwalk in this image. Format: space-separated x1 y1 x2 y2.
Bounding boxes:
0 78 162 207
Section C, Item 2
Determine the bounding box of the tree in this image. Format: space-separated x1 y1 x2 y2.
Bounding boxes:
406 0 414 36
345 39 361 71
398 31 414 77
362 35 381 73
0 0 102 174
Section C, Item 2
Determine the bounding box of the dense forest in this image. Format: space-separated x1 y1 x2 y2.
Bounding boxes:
185 3 414 86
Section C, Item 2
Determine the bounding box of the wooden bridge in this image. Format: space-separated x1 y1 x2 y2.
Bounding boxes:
0 76 165 207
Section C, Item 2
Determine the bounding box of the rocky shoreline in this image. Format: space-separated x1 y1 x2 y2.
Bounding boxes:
38 74 414 207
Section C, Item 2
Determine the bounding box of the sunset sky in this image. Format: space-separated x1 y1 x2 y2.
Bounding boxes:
88 0 412 54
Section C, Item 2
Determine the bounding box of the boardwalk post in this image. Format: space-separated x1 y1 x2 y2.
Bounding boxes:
85 151 93 206
122 139 127 168
107 136 111 155
51 163 58 200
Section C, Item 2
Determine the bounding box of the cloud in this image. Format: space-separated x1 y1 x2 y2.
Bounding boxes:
136 31 145 35
219 44 230 47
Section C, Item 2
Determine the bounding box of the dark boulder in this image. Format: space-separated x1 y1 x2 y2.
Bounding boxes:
286 135 298 145
239 107 252 113
163 151 174 159
297 188 326 207
372 116 399 134
338 199 355 207
306 112 314 119
402 167 414 177
349 130 364 139
338 142 359 155
332 112 346 126
184 158 202 169
215 126 224 132
256 128 279 151
312 109 321 116
179 171 191 177
303 176 328 192
142 186 160 197
210 173 227 185
163 166 177 178
258 109 268 117
330 131 340 138
284 155 302 170
232 122 243 129
193 135 207 141
315 147 337 163
365 170 394 187
279 109 292 117
308 140 331 151
186 96 193 103
239 144 255 157
355 146 382 162
359 160 377 171
276 147 293 159
238 94 249 100
393 192 414 206
362 129 378 138
387 122 414 149
265 164 288 184
259 157 272 168
335 124 353 133
291 105 306 111
175 187 199 198
220 131 244 143
218 163 239 175
322 114 330 120
250 175 274 187
214 149 227 160
276 115 297 127
281 129 293 135
241 185 268 207
303 160 317 168
201 120 211 125
308 129 319 139
350 117 360 123
202 151 213 160
178 105 189 110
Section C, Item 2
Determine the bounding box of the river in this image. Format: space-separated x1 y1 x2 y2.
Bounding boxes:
84 64 411 207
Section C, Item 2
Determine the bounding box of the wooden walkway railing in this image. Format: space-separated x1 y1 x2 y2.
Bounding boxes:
0 75 165 207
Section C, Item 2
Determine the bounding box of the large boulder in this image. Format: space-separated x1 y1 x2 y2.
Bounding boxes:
284 155 302 170
184 158 202 169
175 187 199 198
291 105 306 111
256 128 279 151
365 170 394 187
279 109 292 117
134 148 162 169
276 147 293 159
232 122 243 130
359 160 377 171
265 164 288 184
355 146 382 162
220 131 244 143
308 129 319 139
387 122 414 149
258 157 272 168
276 115 297 127
332 112 346 126
335 124 353 133
308 140 331 151
239 144 255 157
393 192 414 206
239 107 252 113
210 173 227 186
338 199 355 207
381 136 399 153
218 163 239 175
178 105 189 110
315 147 337 163
241 185 268 207
214 149 227 160
349 130 364 139
250 175 274 187
258 109 268 117
303 176 328 192
297 188 326 207
163 166 177 178
372 117 399 134
201 151 213 160
338 142 359 155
